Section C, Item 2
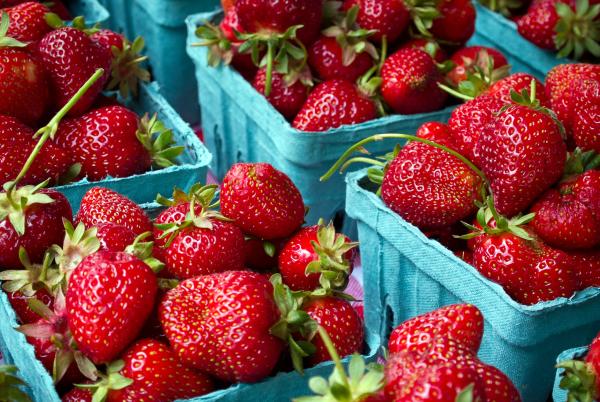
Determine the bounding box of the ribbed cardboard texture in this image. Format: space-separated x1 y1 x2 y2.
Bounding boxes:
553 346 588 402
68 0 109 25
99 0 221 124
50 81 211 212
470 3 572 80
186 11 456 234
345 168 600 402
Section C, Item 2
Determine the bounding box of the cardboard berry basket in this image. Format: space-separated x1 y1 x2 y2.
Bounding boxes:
552 346 588 402
469 2 571 80
185 10 457 233
51 81 212 212
99 0 221 124
345 168 600 402
67 0 110 25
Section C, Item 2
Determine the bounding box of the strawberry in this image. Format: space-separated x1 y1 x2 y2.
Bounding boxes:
447 46 509 87
159 270 283 383
303 296 364 365
48 0 71 20
0 23 50 125
517 0 599 59
572 250 600 290
76 187 153 236
572 78 600 153
244 237 284 271
55 107 182 181
308 36 374 83
36 27 111 116
253 68 309 119
66 251 158 364
476 87 566 217
293 79 378 131
342 0 410 43
485 72 549 107
62 388 92 402
4 1 52 43
153 187 245 279
6 287 53 324
96 222 137 252
430 0 476 45
0 186 71 269
388 304 484 356
400 38 447 63
0 116 73 187
558 330 600 400
469 360 521 402
381 138 482 230
415 121 455 144
531 170 600 249
220 163 305 239
545 64 600 133
90 29 124 55
278 222 357 291
84 339 214 401
381 48 447 115
447 95 506 167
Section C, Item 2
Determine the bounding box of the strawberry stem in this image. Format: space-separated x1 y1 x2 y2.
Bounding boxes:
6 68 105 192
265 40 275 96
316 325 351 389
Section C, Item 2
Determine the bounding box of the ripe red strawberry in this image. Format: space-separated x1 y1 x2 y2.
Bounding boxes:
400 38 447 63
468 359 522 402
531 170 600 249
476 97 566 217
5 2 52 43
220 163 305 239
485 73 549 107
342 0 410 43
253 68 309 119
37 27 111 116
308 36 374 83
0 186 71 269
572 249 600 290
558 330 600 400
517 0 571 49
90 29 124 56
0 43 49 126
381 139 482 230
159 270 283 383
415 121 455 144
153 195 245 279
96 222 137 252
6 288 53 324
86 339 214 401
235 0 323 45
545 64 600 133
76 187 153 236
447 95 505 167
278 222 356 291
0 116 73 187
304 296 364 365
572 78 600 153
293 79 378 131
430 0 476 45
47 0 71 20
381 48 447 115
388 304 484 356
62 388 92 402
447 46 509 87
66 251 158 363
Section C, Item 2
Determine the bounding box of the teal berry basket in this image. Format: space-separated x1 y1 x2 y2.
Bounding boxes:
553 346 589 402
186 10 457 234
345 168 600 402
67 0 109 26
99 0 222 124
51 81 212 213
469 2 572 80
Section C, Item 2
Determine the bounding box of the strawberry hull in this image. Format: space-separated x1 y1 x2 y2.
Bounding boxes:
553 346 587 401
345 169 600 402
99 0 221 124
51 82 212 213
0 202 380 401
186 11 456 235
469 3 572 79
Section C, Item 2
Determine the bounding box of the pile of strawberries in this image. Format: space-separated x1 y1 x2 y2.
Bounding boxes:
480 0 599 60
196 0 522 132
558 329 600 400
297 304 521 401
0 0 187 188
330 62 600 306
0 160 365 401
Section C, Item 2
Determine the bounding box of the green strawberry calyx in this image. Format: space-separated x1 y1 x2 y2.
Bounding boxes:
556 358 598 402
193 20 237 67
455 384 476 402
106 36 151 99
404 0 441 38
563 149 600 180
293 326 385 402
51 220 100 285
44 13 100 35
124 232 164 273
0 12 27 48
77 360 133 402
136 113 184 169
0 365 32 402
305 220 358 292
554 0 600 60
0 248 61 297
479 0 525 17
0 180 55 236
